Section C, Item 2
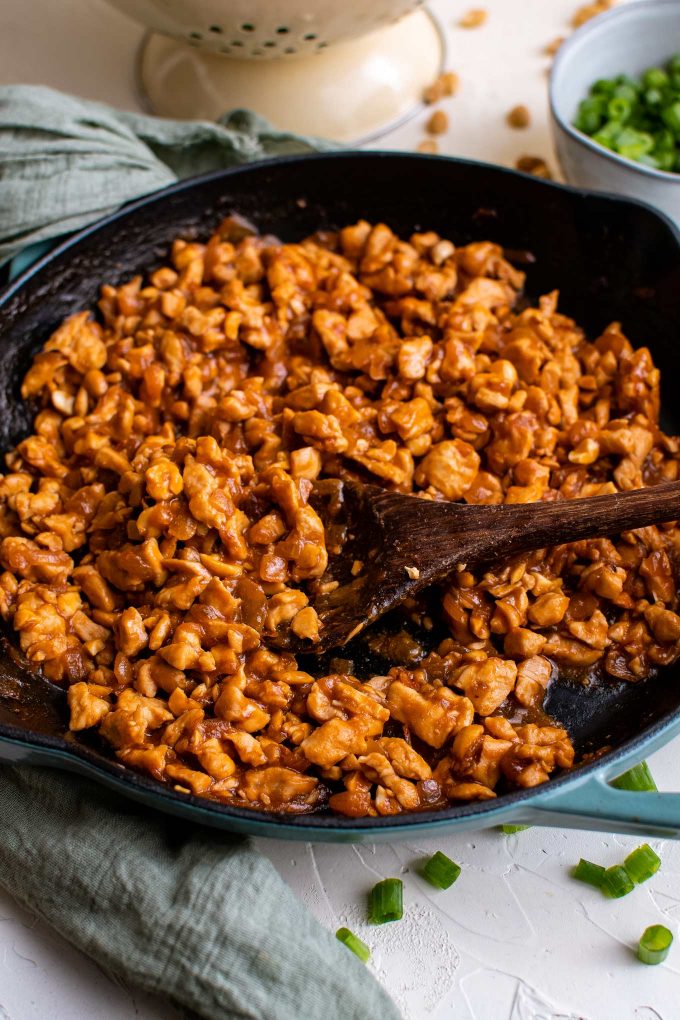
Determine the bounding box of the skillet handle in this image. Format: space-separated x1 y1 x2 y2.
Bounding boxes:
525 768 680 838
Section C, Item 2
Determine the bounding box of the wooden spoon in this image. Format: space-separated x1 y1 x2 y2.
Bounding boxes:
271 478 680 654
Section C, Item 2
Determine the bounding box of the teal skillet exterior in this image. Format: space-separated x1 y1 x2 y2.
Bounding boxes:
2 152 680 842
3 716 680 841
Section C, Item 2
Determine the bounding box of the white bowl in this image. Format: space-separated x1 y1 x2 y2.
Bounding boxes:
550 0 680 224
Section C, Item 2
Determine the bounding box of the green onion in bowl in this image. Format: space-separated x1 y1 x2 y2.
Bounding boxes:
574 55 680 172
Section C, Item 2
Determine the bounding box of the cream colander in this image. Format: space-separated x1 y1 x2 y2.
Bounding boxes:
105 0 444 141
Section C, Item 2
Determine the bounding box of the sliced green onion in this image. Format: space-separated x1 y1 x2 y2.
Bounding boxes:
624 843 661 884
656 127 677 153
642 67 669 91
613 82 639 103
501 824 530 834
638 924 673 965
601 864 635 899
644 87 664 108
368 878 403 924
615 74 640 92
610 761 657 792
663 101 680 135
595 118 624 142
420 851 461 890
335 927 370 963
655 151 676 171
607 96 633 123
574 96 606 134
572 858 606 888
591 77 616 97
616 127 655 160
592 130 616 151
574 57 680 172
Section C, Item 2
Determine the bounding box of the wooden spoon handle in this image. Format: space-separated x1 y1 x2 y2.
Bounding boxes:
469 479 680 563
394 480 680 582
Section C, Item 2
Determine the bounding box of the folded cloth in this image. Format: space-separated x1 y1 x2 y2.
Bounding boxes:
0 83 335 264
0 84 400 1020
0 766 399 1020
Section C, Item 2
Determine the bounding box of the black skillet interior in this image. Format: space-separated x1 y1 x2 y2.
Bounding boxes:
1 151 680 799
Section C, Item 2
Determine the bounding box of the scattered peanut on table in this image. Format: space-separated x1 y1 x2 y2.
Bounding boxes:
458 8 488 29
426 110 449 135
571 0 616 29
507 105 531 129
515 154 553 178
424 71 460 105
417 140 439 154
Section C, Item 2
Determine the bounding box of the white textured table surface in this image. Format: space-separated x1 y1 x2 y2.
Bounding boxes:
2 0 679 1017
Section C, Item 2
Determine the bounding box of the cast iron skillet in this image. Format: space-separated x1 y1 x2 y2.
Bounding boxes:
2 152 680 842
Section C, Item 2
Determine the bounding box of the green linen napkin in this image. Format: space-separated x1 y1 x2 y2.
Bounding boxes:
0 84 400 1020
1 765 398 1020
0 83 335 265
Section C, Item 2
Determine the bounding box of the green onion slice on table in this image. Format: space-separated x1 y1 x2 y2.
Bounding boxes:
600 865 635 899
624 844 661 885
572 859 606 888
610 761 657 792
368 878 403 924
420 851 461 890
638 925 673 965
335 927 370 963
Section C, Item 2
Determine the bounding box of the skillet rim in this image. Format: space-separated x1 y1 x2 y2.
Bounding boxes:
4 149 680 299
1 149 680 834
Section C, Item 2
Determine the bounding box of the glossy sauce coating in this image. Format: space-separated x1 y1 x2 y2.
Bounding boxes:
0 218 678 816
